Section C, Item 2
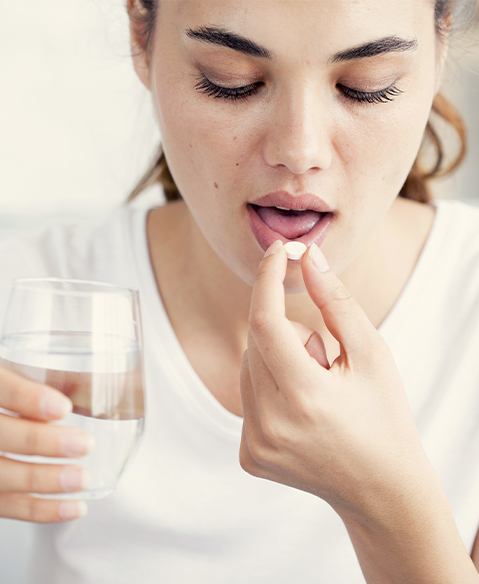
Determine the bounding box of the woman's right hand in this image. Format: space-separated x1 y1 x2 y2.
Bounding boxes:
0 366 94 523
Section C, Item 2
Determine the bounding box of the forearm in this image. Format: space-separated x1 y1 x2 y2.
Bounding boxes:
336 470 479 584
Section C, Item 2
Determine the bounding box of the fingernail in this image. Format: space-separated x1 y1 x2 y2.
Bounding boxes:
59 466 90 492
60 432 95 457
40 391 72 418
264 239 283 257
308 243 330 272
59 501 88 520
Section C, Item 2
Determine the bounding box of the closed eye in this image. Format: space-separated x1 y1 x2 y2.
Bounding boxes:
193 73 403 105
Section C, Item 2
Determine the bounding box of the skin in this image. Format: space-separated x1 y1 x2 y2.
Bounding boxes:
0 0 451 528
130 0 444 414
239 241 479 580
0 8 477 579
130 5 479 575
129 6 479 576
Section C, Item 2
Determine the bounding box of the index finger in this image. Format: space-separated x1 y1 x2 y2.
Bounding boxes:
249 240 329 386
0 366 72 421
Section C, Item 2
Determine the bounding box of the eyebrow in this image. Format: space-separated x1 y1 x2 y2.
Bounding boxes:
184 26 418 63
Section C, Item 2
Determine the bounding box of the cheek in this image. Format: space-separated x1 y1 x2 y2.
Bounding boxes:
152 72 250 202
341 92 433 194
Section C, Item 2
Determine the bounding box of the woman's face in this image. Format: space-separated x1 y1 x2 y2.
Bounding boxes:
131 0 446 289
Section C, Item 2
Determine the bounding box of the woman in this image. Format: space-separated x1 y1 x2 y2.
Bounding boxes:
0 0 478 582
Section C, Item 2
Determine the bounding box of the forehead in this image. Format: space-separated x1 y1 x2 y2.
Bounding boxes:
170 0 432 63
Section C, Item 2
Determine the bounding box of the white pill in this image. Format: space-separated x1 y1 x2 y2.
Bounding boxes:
284 241 307 261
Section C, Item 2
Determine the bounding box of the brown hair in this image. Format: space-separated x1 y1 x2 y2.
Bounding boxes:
126 0 474 206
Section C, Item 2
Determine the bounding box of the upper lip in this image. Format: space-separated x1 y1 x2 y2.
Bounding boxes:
249 191 335 213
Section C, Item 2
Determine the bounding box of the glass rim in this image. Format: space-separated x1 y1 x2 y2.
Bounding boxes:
11 277 139 297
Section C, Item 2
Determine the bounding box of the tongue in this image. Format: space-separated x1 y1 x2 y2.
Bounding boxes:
255 206 322 239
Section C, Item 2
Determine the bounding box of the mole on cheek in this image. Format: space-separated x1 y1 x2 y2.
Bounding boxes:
235 163 239 166
214 182 218 189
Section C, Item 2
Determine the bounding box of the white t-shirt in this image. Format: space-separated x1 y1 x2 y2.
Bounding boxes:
0 198 478 584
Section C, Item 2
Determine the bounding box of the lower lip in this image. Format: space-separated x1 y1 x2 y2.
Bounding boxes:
246 204 335 253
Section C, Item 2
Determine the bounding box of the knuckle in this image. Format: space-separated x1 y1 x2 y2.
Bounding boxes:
239 430 265 477
25 465 44 493
365 332 391 359
239 447 263 477
351 333 392 372
259 418 282 446
239 444 254 473
249 311 270 335
330 283 353 304
24 425 43 454
248 438 272 467
22 497 59 523
5 370 36 402
242 424 269 467
255 263 270 280
26 497 45 522
1 376 23 411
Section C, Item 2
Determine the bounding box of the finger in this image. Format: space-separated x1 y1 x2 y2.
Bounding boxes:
239 348 271 456
239 422 267 479
301 244 382 366
249 241 328 388
245 330 297 445
239 348 258 422
0 414 94 457
240 344 284 441
247 323 328 398
0 456 89 494
0 493 87 523
245 330 277 390
238 352 276 477
0 366 72 421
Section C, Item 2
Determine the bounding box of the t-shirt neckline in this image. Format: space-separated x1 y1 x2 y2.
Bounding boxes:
130 198 447 435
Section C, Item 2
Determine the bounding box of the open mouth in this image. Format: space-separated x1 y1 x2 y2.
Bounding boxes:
249 204 330 239
246 204 335 251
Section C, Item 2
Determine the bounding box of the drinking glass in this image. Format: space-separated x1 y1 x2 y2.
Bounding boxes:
0 278 146 500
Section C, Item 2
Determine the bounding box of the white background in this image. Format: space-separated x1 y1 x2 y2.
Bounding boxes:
0 0 163 230
0 2 478 583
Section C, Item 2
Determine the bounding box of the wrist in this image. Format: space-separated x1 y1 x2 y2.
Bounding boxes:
333 454 447 533
334 472 479 584
331 445 443 524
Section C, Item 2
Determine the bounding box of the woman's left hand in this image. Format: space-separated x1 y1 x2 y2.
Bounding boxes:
239 239 433 521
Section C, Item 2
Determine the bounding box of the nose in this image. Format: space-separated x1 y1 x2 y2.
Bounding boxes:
263 84 333 175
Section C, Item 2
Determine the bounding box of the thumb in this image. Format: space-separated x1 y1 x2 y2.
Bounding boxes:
301 243 380 367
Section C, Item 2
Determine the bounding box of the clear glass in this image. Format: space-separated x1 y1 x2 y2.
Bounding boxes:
0 278 146 500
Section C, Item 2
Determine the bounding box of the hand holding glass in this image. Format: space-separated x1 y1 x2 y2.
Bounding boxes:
0 278 146 501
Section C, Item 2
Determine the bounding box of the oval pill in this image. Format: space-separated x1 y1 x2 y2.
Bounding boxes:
284 241 307 261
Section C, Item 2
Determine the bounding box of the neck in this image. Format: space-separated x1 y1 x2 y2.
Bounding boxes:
147 196 426 365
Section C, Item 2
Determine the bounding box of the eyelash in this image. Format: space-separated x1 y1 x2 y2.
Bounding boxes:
193 73 403 105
